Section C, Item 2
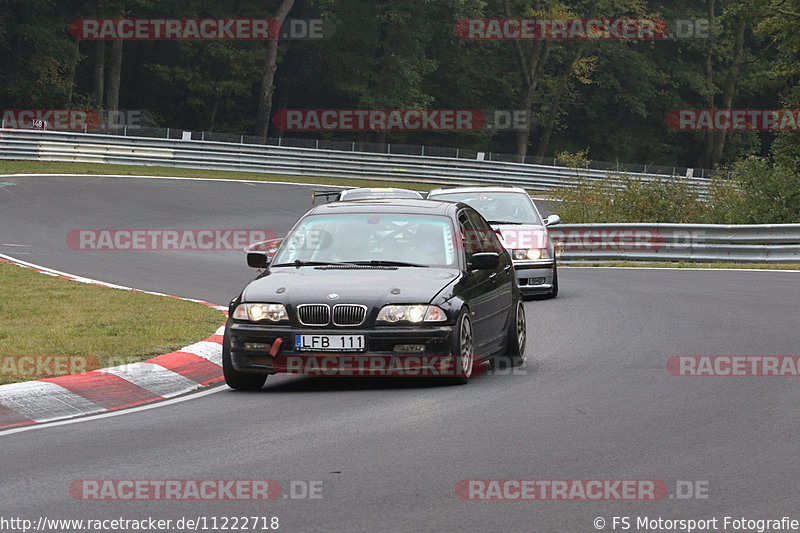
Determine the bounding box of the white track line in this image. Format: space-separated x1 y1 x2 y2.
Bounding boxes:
0 173 359 190
0 252 226 310
0 381 105 423
0 385 228 436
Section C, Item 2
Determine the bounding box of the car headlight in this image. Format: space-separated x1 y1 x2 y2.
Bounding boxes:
377 305 447 323
513 248 551 260
232 303 288 323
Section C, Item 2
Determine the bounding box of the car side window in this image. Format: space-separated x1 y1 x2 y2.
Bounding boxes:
457 212 478 263
465 209 503 253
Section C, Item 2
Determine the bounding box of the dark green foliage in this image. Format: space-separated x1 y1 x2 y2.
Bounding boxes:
0 0 798 221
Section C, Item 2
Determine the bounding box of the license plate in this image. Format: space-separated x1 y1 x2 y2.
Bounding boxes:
295 334 365 352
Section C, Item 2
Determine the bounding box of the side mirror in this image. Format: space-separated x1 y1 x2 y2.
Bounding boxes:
245 237 282 268
469 252 500 270
545 214 561 227
247 252 270 268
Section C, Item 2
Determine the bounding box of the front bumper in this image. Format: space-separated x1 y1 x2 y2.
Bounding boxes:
513 260 555 294
228 322 455 375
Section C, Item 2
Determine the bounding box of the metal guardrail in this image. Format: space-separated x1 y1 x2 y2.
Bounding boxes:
242 224 800 264
0 119 721 177
4 130 795 263
552 224 800 263
0 129 714 194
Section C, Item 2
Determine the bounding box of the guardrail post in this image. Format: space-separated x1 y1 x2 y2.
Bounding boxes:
387 144 391 154
166 128 170 138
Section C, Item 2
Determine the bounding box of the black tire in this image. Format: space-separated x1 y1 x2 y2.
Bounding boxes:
447 309 474 385
505 300 526 367
547 264 559 298
222 325 268 391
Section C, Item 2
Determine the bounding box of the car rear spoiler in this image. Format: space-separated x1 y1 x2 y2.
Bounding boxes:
312 190 342 204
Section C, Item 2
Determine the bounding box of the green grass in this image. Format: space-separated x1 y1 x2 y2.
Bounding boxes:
0 160 434 192
0 261 225 385
563 261 800 270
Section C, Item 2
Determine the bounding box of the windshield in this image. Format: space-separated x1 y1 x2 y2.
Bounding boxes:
430 191 543 225
272 213 457 267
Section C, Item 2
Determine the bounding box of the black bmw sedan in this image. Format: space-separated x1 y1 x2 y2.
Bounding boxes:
223 199 526 389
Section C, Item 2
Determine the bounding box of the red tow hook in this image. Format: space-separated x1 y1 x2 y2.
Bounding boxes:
269 338 283 356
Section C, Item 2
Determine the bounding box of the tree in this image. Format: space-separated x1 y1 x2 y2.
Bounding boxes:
0 0 81 108
256 0 295 139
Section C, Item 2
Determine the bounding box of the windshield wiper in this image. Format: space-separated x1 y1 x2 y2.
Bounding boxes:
272 260 351 267
345 260 429 268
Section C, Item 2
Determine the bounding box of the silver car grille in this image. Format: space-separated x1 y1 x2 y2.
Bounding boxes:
296 304 366 326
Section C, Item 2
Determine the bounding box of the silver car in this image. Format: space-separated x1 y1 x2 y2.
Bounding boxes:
313 187 424 203
427 186 560 298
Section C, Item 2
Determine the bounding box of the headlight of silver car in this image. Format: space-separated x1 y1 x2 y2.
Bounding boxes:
232 303 288 323
376 305 447 323
512 248 551 260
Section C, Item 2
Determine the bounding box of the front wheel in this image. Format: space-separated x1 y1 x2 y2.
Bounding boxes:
222 325 268 391
505 300 526 366
447 309 474 385
548 264 559 298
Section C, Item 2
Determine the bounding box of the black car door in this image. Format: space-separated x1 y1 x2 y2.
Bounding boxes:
456 209 497 357
465 208 514 348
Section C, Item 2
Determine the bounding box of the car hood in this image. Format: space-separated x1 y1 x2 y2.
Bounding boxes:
243 266 460 306
492 224 549 250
